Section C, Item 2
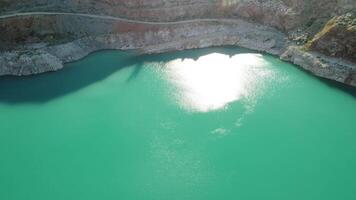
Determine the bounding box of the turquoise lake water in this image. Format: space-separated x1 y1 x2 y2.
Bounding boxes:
0 47 356 200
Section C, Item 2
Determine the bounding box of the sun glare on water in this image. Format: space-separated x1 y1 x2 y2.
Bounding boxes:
165 53 273 112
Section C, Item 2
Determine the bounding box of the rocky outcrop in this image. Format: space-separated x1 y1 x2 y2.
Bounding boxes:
0 0 355 86
308 13 356 62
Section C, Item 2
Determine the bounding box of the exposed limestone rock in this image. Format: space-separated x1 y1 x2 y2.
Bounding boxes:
281 46 356 86
0 17 287 75
0 50 63 75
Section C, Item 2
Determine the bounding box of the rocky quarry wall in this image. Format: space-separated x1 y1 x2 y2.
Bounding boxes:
0 0 355 86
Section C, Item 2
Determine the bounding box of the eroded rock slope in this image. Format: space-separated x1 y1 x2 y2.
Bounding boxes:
0 0 355 86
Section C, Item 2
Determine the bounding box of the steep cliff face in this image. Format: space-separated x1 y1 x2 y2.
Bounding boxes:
0 0 355 86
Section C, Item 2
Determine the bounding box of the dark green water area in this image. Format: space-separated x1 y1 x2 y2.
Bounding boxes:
0 47 356 200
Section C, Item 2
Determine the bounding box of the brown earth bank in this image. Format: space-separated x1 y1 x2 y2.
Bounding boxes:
0 0 355 86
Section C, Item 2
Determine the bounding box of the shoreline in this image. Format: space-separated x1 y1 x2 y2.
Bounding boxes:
0 12 355 87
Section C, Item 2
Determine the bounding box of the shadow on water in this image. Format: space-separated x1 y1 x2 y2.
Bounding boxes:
0 46 354 104
321 78 356 98
0 50 139 104
0 47 246 104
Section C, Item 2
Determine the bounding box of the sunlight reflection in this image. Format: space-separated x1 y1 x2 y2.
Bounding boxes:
165 53 273 112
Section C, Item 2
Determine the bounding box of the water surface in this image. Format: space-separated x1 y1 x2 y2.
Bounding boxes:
1 47 356 200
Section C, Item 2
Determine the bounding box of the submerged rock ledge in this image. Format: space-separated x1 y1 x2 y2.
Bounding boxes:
0 0 355 87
